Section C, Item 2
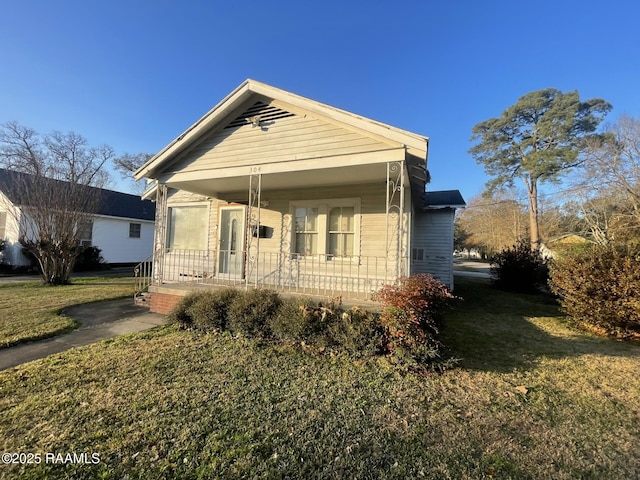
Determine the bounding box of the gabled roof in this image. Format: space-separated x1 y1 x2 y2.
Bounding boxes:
135 79 429 180
0 168 155 221
424 190 466 209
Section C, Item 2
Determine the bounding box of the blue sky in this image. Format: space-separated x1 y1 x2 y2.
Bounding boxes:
1 0 639 201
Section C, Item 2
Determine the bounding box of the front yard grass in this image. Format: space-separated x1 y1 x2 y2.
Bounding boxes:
0 277 135 348
0 276 638 479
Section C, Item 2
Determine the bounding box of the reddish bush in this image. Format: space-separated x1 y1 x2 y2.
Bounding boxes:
374 274 456 368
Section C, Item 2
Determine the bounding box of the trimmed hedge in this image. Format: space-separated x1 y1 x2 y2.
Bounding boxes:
550 246 640 337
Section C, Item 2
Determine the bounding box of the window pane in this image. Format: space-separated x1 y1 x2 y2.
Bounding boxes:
341 207 354 231
129 223 141 238
343 233 354 255
295 208 306 232
329 207 340 231
295 233 317 255
306 208 318 231
329 233 354 256
169 207 207 250
295 208 317 233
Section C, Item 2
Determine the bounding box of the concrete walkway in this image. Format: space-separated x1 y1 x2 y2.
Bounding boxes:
453 259 491 279
0 298 166 371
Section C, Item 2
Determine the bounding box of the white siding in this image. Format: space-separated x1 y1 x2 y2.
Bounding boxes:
0 193 31 266
92 217 155 263
411 209 455 288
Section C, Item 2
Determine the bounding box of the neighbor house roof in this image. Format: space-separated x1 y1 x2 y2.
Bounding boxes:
423 190 466 209
0 168 155 221
135 78 429 181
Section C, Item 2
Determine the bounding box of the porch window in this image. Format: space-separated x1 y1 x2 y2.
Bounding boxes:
294 207 318 255
328 207 354 256
291 199 360 258
168 206 207 250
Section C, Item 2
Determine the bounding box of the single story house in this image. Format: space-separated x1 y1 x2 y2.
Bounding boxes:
0 168 155 267
134 79 465 313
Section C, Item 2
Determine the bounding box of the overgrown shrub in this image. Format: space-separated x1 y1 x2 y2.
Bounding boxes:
167 280 457 372
73 246 106 272
186 288 239 332
374 274 455 369
327 306 386 357
167 292 201 329
269 297 318 342
550 246 640 336
228 289 282 338
490 241 549 293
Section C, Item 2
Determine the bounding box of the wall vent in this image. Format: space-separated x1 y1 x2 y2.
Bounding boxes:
224 101 295 129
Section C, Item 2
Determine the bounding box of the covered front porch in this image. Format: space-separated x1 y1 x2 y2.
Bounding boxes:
138 157 421 301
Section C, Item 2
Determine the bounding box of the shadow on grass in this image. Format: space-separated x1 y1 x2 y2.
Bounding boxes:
442 276 640 373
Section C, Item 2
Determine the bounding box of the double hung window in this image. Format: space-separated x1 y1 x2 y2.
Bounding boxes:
129 223 141 238
291 199 359 258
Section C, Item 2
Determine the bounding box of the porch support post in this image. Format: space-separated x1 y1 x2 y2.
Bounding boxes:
153 183 168 284
386 160 405 281
246 173 262 287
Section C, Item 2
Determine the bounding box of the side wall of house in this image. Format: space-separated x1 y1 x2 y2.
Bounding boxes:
411 208 455 288
92 217 155 263
0 192 31 267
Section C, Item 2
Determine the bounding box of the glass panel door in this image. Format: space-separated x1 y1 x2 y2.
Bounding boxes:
218 207 246 277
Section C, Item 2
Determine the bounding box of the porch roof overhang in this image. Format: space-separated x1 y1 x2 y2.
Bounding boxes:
157 147 428 199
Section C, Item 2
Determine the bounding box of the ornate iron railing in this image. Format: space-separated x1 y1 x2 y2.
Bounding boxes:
151 249 409 299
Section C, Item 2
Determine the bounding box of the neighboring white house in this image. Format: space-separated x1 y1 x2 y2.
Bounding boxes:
0 168 155 267
133 79 465 313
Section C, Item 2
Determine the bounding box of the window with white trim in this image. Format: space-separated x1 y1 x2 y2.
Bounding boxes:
78 220 93 247
168 206 208 250
291 199 360 257
129 222 141 238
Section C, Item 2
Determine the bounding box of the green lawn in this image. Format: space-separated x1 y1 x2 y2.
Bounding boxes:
0 277 135 348
1 276 638 479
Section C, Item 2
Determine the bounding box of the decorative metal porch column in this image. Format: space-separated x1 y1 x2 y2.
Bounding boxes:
246 173 262 287
153 183 168 284
386 161 405 280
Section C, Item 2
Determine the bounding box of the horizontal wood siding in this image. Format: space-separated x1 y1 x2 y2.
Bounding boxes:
411 209 454 288
163 183 410 285
172 115 396 173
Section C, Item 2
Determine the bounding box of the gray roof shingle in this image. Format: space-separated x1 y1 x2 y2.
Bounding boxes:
424 190 466 209
0 168 155 221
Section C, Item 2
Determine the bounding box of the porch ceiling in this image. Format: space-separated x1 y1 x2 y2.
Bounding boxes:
165 162 392 197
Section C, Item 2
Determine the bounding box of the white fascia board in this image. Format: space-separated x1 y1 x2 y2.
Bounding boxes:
90 213 155 223
134 80 254 180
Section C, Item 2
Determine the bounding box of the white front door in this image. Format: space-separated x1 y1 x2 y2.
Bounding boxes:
218 206 246 278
